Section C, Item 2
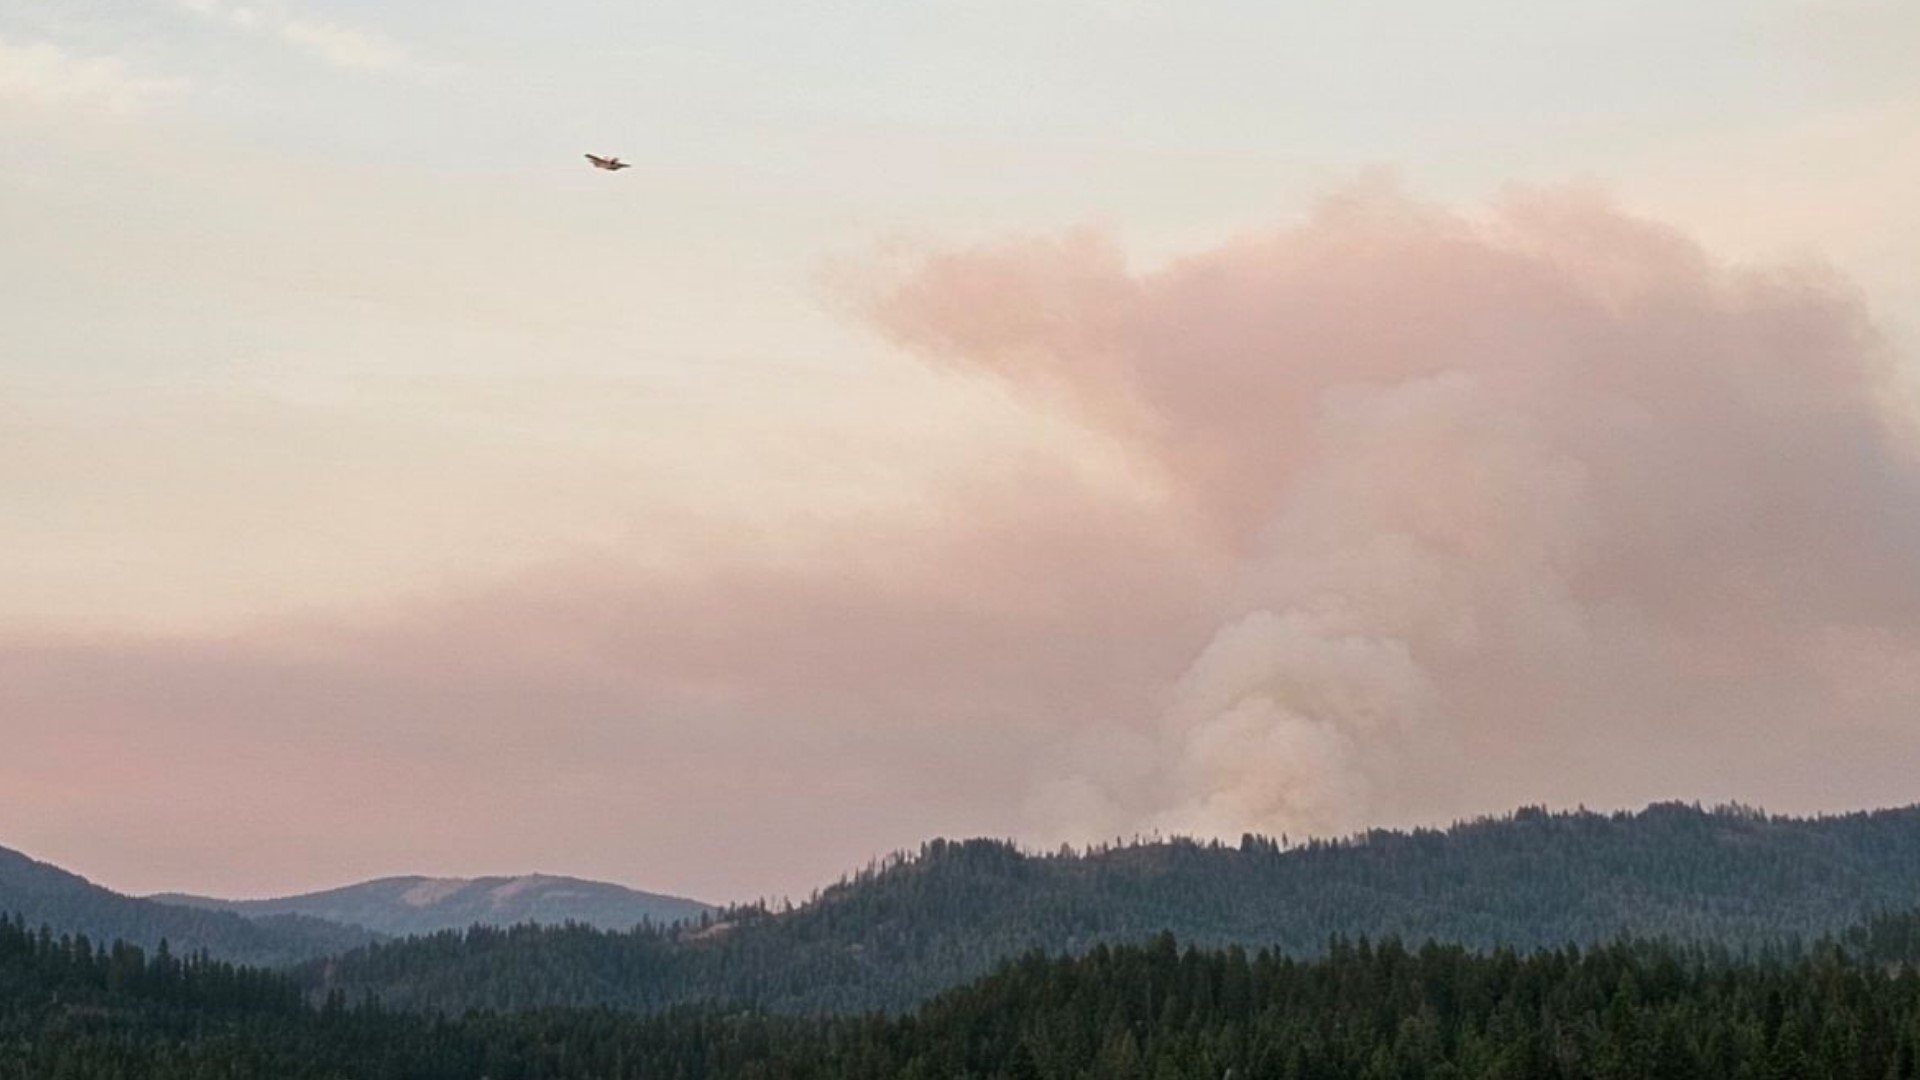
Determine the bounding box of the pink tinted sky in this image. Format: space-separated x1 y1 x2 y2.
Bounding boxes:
3 1 1920 902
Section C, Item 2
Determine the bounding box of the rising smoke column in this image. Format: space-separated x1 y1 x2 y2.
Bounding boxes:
871 185 1920 840
9 186 1920 897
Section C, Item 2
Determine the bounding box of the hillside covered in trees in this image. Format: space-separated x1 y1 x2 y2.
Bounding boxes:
0 845 375 969
14 908 1920 1079
312 802 1920 1014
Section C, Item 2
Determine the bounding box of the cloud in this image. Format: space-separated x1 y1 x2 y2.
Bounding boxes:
0 36 184 114
175 0 416 74
7 184 1920 900
869 183 1920 842
276 18 409 73
0 469 1220 899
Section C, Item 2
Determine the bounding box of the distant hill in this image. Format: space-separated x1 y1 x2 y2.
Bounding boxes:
312 802 1920 1014
0 845 373 967
156 873 711 936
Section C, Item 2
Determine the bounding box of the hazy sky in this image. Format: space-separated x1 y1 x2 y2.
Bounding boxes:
3 0 1919 904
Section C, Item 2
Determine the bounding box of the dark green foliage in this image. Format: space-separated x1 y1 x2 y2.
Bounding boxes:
317 802 1920 1013
0 846 376 968
16 909 1920 1078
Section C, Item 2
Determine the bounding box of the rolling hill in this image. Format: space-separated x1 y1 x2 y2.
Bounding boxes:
311 801 1920 1013
156 873 711 936
0 844 373 967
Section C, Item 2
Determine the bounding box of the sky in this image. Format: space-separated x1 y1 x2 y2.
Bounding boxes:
3 0 1920 905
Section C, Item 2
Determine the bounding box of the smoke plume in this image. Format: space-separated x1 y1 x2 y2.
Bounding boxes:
8 185 1920 898
871 185 1920 841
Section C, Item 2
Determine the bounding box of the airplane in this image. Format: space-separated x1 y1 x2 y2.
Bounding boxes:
584 154 630 171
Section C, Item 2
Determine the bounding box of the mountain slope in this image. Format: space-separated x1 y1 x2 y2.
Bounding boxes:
313 801 1920 1014
0 845 374 967
17 907 1920 1079
156 873 711 935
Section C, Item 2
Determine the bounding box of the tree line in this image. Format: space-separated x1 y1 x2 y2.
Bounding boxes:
13 907 1920 1078
313 803 1920 1014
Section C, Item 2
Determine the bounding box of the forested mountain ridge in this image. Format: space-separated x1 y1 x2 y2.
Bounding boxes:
312 801 1920 1014
16 907 1920 1078
0 845 374 968
155 872 711 936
